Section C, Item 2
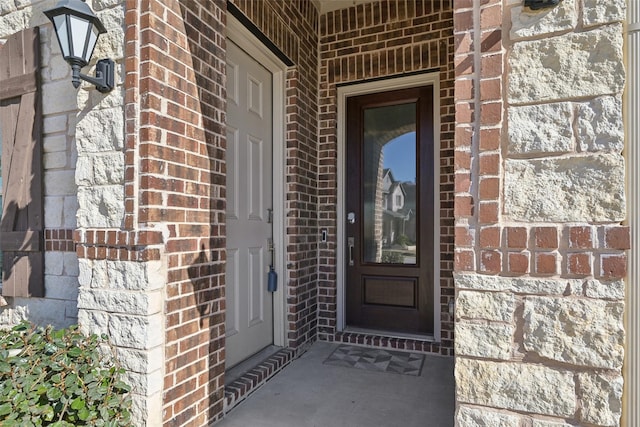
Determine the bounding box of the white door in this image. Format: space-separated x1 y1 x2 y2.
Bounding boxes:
225 40 274 369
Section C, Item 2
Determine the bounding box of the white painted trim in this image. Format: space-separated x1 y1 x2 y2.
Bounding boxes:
226 16 288 348
624 3 639 425
336 73 442 341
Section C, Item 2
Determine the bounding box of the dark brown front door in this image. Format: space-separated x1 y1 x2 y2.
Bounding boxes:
345 86 434 334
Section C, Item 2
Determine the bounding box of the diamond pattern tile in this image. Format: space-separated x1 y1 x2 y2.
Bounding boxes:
323 345 425 376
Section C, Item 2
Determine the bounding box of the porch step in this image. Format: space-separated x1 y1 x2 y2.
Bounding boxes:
224 347 296 413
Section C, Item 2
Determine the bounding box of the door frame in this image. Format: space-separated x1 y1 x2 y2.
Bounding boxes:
336 73 441 341
226 16 288 348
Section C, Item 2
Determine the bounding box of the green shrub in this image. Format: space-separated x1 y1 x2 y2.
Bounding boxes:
0 321 132 426
382 251 404 263
394 234 411 247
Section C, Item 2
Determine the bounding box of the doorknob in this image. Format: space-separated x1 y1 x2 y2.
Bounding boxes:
347 212 356 224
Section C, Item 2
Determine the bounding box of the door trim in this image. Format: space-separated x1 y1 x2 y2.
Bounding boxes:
336 73 441 341
227 16 288 348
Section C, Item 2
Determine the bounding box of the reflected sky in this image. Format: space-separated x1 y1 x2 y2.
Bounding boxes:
383 132 416 183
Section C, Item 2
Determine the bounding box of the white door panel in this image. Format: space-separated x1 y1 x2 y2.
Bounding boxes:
225 40 274 369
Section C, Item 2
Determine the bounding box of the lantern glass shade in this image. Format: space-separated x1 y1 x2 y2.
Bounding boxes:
44 0 106 67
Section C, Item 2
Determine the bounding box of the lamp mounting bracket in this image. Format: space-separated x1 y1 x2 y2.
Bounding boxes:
71 59 114 93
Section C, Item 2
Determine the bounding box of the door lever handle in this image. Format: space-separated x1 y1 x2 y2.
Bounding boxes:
348 237 355 266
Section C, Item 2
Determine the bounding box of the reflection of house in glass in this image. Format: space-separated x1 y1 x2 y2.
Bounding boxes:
381 169 416 251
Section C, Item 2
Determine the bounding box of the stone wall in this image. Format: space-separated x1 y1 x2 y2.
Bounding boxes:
453 0 627 426
0 0 81 327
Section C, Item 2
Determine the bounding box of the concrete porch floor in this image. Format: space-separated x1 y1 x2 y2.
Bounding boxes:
217 341 455 427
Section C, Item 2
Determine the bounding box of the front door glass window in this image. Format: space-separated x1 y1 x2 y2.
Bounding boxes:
362 102 417 265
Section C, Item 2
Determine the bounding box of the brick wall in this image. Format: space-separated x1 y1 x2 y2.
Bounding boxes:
317 0 455 355
453 0 628 425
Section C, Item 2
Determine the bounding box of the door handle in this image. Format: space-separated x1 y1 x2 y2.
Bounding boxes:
348 237 354 266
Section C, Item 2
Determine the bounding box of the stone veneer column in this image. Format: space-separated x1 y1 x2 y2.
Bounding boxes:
74 1 165 426
454 1 629 426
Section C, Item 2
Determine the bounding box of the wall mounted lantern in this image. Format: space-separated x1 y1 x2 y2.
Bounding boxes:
44 0 114 93
524 0 561 10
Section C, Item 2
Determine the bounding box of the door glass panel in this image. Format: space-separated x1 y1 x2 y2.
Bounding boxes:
362 102 417 265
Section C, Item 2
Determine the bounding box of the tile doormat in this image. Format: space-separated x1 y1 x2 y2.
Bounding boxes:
323 345 425 376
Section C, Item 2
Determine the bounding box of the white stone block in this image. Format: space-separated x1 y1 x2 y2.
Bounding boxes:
108 313 164 349
77 288 157 316
43 115 67 134
455 273 582 295
44 170 77 196
457 291 515 322
455 358 576 417
523 296 624 369
117 346 164 374
64 301 78 320
43 134 67 153
531 420 574 427
78 308 109 337
64 252 80 277
509 25 625 104
45 275 79 301
507 102 574 155
0 8 31 38
455 321 514 360
504 154 625 222
457 406 520 427
510 0 577 40
584 279 624 300
578 372 623 426
62 196 78 228
583 0 626 27
44 196 64 228
10 297 74 329
45 251 65 276
577 96 624 153
77 153 125 186
76 107 125 153
121 369 163 396
42 80 79 115
44 152 67 169
77 185 124 228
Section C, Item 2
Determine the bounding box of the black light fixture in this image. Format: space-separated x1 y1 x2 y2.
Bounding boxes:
44 0 114 93
524 0 561 10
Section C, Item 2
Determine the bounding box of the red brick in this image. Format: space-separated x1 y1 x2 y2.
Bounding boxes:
455 102 474 123
479 128 500 151
480 101 502 126
455 195 474 217
508 252 529 274
480 4 502 29
569 226 593 249
506 227 527 249
479 153 500 175
455 250 475 271
535 252 557 275
567 253 592 276
480 250 501 274
481 53 502 78
535 227 558 249
455 226 474 247
479 226 501 248
480 78 501 101
454 10 473 34
455 126 473 148
478 201 499 224
479 177 500 200
455 78 474 101
600 254 627 279
455 173 471 193
454 150 471 170
604 226 631 250
480 29 502 53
